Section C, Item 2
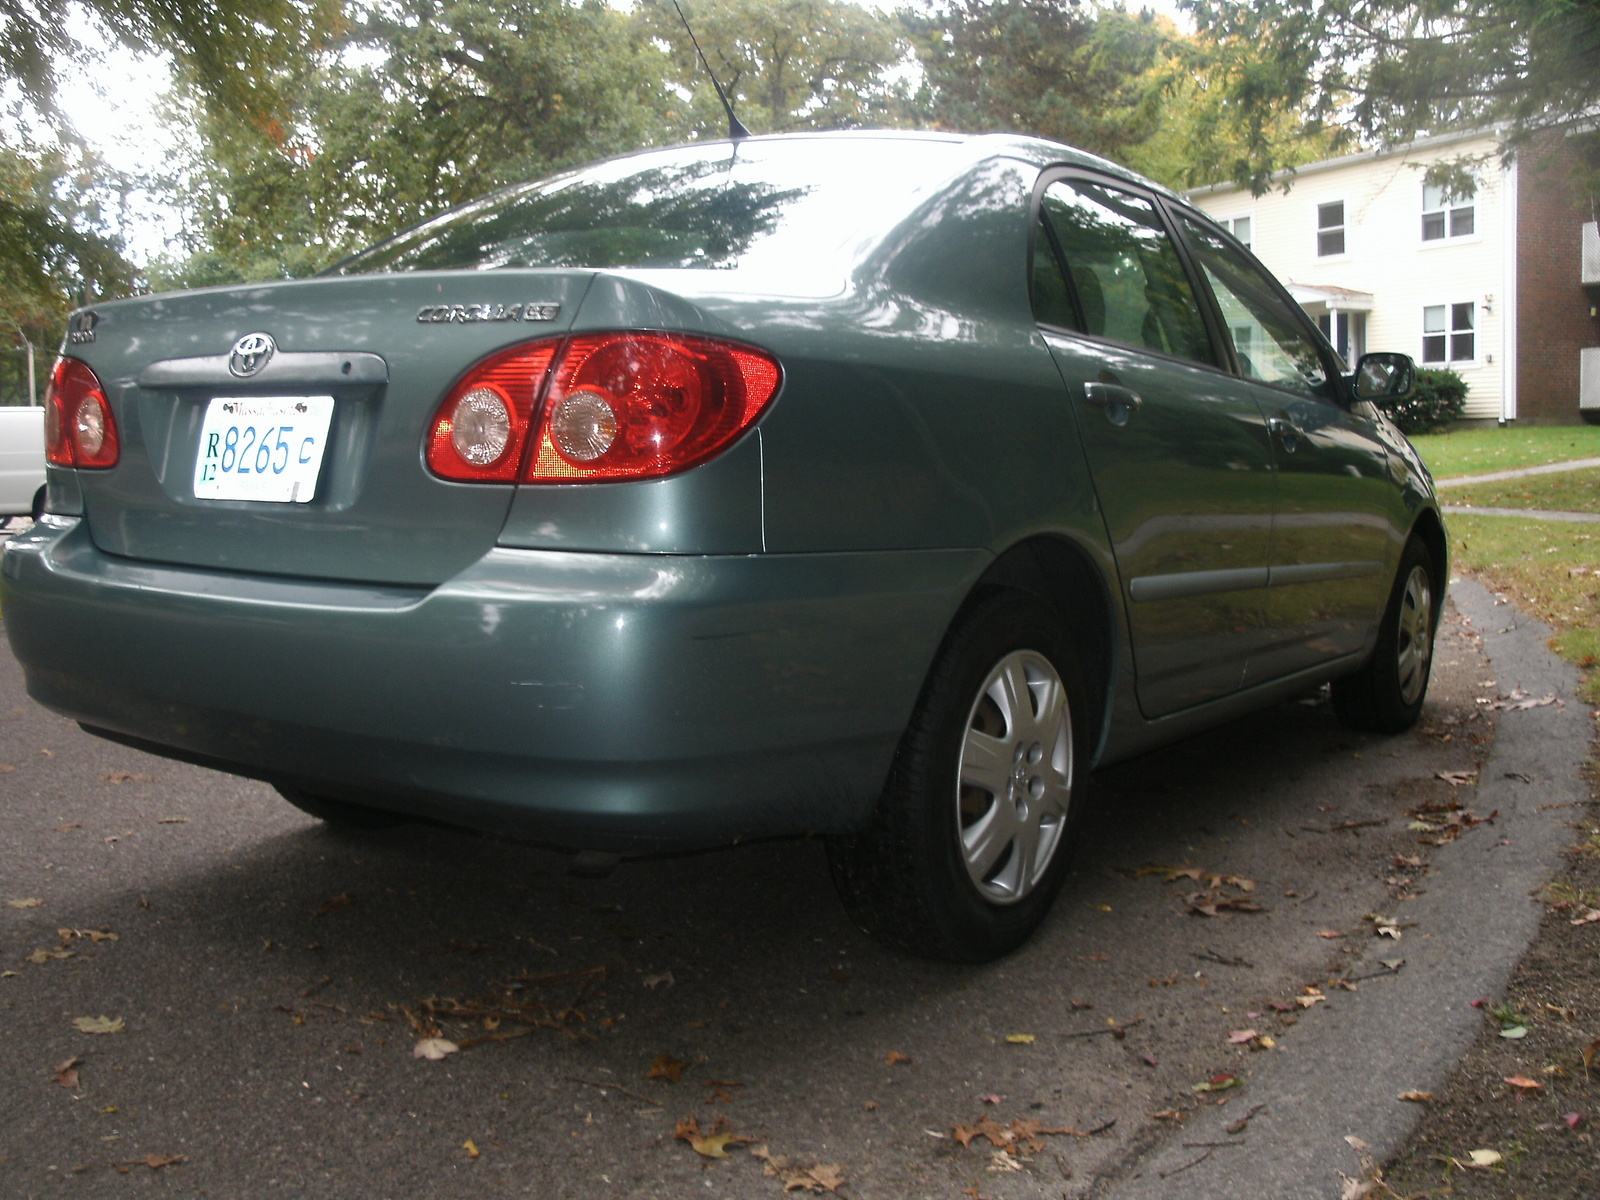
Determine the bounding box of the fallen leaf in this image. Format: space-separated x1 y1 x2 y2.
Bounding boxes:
1151 1108 1182 1121
1397 1091 1434 1103
125 1154 183 1170
1434 770 1477 786
462 1139 479 1158
313 892 353 916
72 1016 124 1035
642 970 675 991
675 1115 752 1159
988 1149 1023 1172
648 1054 687 1083
1504 1075 1543 1091
157 817 189 824
751 1145 846 1192
1585 1039 1600 1071
1004 1033 1035 1045
26 948 74 963
411 1037 458 1060
1318 930 1345 939
52 1057 81 1088
885 1050 912 1065
1466 1149 1502 1168
7 897 44 908
980 1094 1003 1105
1193 1073 1242 1093
1569 908 1600 926
1257 1035 1276 1049
1565 1112 1585 1130
1139 1052 1159 1067
1499 1025 1528 1040
1226 1029 1259 1044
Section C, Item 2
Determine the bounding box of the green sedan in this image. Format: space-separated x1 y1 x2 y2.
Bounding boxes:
0 132 1440 962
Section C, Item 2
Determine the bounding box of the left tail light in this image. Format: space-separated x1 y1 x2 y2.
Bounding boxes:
44 357 119 469
424 332 782 484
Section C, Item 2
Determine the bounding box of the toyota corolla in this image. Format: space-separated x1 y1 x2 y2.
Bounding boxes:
0 132 1442 962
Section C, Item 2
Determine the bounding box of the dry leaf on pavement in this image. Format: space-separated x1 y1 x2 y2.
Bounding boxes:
121 1154 184 1170
462 1139 480 1158
674 1115 753 1159
73 1016 124 1035
52 1057 81 1088
1397 1091 1434 1103
1226 1029 1259 1044
6 898 44 908
885 1050 913 1065
411 1037 459 1060
1003 1033 1035 1044
648 1054 687 1083
751 1145 846 1192
1466 1149 1502 1168
1503 1075 1542 1091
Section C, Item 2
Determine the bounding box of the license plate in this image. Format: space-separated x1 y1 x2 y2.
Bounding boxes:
193 396 335 503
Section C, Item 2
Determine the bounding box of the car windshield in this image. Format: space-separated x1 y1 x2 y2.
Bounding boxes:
333 137 969 276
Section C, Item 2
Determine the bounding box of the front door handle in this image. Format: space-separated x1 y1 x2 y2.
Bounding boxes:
1083 382 1143 425
1267 416 1304 453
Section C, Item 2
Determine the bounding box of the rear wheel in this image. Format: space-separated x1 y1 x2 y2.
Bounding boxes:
827 592 1090 963
275 787 406 831
1332 537 1437 733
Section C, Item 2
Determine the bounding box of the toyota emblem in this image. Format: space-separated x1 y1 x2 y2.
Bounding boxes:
228 332 276 377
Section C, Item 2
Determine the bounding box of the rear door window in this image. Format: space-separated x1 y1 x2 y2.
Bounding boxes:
1039 179 1217 368
1175 215 1337 403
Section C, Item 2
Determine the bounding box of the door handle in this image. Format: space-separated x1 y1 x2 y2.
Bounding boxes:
1083 382 1143 424
1267 416 1303 453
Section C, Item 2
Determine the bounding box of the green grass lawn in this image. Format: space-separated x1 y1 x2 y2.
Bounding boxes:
1442 467 1600 513
1409 425 1600 478
1449 513 1600 703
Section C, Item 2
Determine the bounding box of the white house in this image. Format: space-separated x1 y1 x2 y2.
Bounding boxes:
1186 127 1600 424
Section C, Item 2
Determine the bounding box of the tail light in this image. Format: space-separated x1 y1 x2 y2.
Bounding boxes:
44 357 119 469
425 332 782 484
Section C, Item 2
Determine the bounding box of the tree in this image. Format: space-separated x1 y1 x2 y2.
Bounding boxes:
1184 0 1600 197
153 0 684 286
639 0 907 135
900 2 1170 164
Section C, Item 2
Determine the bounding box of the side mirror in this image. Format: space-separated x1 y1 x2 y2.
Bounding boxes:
1351 352 1416 401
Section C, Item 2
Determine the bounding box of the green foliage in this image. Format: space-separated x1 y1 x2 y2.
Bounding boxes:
153 0 685 286
640 0 906 135
1382 367 1467 435
1184 1 1600 200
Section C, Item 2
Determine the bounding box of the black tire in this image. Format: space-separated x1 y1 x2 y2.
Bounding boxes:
826 591 1091 963
1331 537 1438 734
29 484 45 523
275 786 407 831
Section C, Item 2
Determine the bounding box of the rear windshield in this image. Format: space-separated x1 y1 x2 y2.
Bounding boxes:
333 138 969 276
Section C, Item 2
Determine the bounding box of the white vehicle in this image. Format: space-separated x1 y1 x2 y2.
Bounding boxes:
0 405 46 519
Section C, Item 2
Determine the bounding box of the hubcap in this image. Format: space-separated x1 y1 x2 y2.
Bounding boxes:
1396 564 1433 706
956 650 1073 905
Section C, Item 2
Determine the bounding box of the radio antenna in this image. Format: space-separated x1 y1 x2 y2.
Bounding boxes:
668 0 751 141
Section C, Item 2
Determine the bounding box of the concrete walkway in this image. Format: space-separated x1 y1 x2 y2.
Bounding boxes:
1444 504 1600 523
1435 456 1600 487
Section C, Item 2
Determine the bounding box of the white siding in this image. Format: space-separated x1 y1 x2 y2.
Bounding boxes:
1190 133 1507 420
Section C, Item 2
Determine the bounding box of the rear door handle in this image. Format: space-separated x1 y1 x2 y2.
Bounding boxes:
1082 382 1143 421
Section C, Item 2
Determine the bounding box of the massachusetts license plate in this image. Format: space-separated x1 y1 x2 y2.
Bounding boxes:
193 396 335 503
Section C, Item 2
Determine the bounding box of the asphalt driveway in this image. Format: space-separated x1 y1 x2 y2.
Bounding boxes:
0 578 1586 1199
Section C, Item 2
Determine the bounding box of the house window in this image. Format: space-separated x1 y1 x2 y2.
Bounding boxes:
1423 302 1475 364
1422 181 1475 241
1316 201 1345 256
1224 215 1252 249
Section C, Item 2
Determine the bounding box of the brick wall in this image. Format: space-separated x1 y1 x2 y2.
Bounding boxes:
1516 131 1600 422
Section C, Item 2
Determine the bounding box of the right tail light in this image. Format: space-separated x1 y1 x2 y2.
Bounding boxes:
425 332 781 484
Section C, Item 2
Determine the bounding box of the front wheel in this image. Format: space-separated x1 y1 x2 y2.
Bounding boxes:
1332 537 1438 733
827 591 1090 963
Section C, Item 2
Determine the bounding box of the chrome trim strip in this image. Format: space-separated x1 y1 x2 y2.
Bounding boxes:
1267 560 1384 587
1128 566 1269 602
139 351 388 389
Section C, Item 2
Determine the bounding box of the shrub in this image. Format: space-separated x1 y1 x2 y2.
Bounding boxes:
1379 367 1467 434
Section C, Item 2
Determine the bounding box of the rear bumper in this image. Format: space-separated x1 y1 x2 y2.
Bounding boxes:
1 518 984 849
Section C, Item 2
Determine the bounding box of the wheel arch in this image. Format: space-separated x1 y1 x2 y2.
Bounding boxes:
1407 506 1448 631
962 534 1118 755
